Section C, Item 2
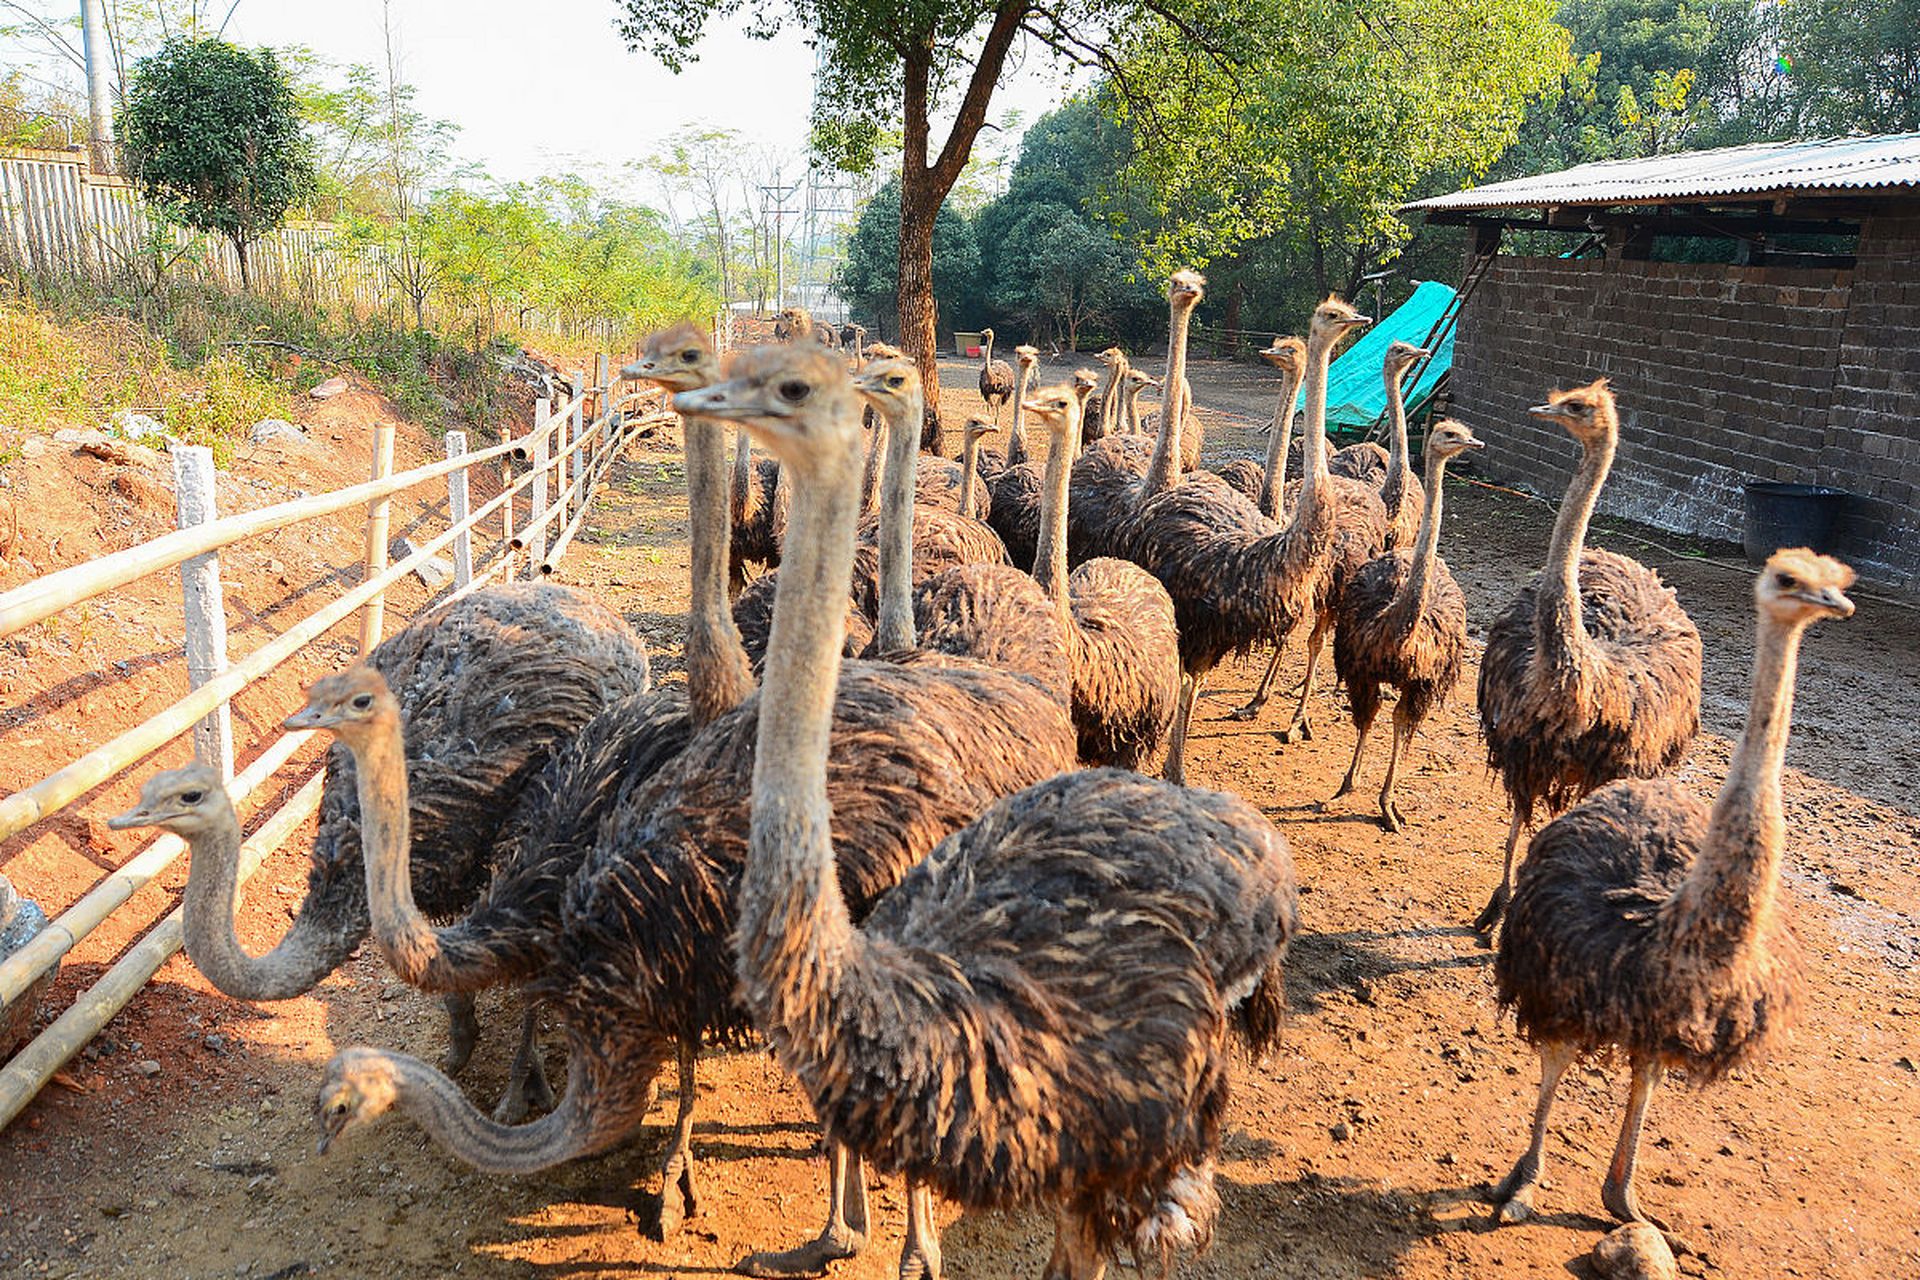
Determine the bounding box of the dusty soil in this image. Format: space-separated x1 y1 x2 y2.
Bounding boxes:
1 358 1916 1280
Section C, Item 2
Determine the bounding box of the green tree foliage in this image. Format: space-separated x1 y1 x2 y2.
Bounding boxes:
838 179 977 340
117 38 317 287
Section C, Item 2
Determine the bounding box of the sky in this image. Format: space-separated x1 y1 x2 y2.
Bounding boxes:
156 0 1086 202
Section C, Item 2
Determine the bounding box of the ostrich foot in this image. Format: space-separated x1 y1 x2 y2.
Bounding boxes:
440 993 480 1076
1601 1172 1650 1226
1379 797 1405 834
1276 715 1314 745
736 1226 866 1277
897 1242 943 1280
1489 1153 1542 1224
1471 883 1510 941
1224 696 1267 722
655 1147 700 1239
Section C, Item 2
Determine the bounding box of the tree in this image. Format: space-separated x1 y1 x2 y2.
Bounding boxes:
117 37 315 287
837 178 978 342
615 0 1258 439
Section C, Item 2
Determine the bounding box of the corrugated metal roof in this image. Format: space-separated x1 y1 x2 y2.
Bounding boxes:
1406 132 1920 212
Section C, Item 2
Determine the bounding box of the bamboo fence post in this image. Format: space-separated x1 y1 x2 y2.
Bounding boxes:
528 410 550 568
170 446 234 780
445 431 472 588
569 374 586 522
358 423 396 653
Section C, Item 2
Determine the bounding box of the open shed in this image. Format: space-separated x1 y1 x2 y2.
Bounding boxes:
1406 132 1920 592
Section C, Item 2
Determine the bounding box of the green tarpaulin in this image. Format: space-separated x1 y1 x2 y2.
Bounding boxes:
1323 279 1456 435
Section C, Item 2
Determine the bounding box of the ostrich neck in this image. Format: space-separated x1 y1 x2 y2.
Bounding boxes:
1008 363 1034 465
375 1045 645 1174
685 417 756 725
730 429 753 524
858 410 883 517
959 435 980 516
1093 362 1120 430
1260 369 1302 521
1142 304 1196 496
180 797 354 1000
1381 366 1412 503
739 428 865 1046
873 389 922 653
1033 408 1080 609
351 711 445 989
1669 613 1804 955
1535 430 1614 678
1124 385 1144 434
1386 449 1454 637
983 333 994 365
1294 328 1340 536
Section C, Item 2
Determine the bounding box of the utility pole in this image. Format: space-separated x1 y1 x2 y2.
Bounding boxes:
80 0 116 174
759 170 802 311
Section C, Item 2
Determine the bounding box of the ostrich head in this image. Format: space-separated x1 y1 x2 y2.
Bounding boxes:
1015 344 1039 373
963 416 1001 446
1423 417 1486 464
1309 296 1368 344
1259 336 1306 380
775 306 814 343
1125 368 1162 391
1384 339 1429 379
1169 270 1206 310
622 322 719 392
865 341 903 361
314 1046 400 1155
848 356 919 422
1756 549 1855 625
675 345 862 484
1096 346 1125 368
1069 368 1100 406
1021 382 1080 441
106 764 230 838
284 665 398 751
1527 378 1617 447
980 327 996 344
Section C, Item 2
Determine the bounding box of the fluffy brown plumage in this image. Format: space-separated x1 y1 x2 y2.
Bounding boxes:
1474 379 1703 934
1487 550 1852 1229
730 447 785 593
725 338 1297 1280
308 348 1078 1220
1328 440 1388 485
1328 420 1481 832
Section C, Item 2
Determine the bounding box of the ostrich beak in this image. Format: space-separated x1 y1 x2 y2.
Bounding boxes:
105 804 156 830
1341 315 1370 329
619 358 655 381
1526 403 1560 419
283 697 342 731
1464 437 1488 450
1810 586 1855 617
674 380 792 422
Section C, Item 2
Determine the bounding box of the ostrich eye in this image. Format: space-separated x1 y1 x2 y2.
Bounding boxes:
351 693 374 711
887 375 904 389
681 350 698 363
777 380 810 403
1774 571 1795 589
181 789 204 805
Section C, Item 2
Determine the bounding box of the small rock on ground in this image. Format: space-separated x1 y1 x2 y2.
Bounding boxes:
309 376 351 400
1592 1222 1678 1280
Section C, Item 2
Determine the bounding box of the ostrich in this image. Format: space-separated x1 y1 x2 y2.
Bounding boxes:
910 417 998 521
709 337 1298 1280
776 305 838 348
840 323 867 360
170 580 649 1072
1024 380 1181 767
1121 367 1160 435
1325 419 1483 832
1372 340 1431 550
1125 297 1368 784
1218 336 1306 516
984 344 1052 573
1065 270 1206 566
1083 346 1127 444
304 346 1077 1240
977 326 1015 427
1487 549 1853 1229
1474 378 1703 935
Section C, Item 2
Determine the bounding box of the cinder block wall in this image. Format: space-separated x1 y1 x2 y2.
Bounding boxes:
1449 214 1920 592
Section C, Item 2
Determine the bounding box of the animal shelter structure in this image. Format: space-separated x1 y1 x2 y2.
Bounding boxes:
1408 132 1920 592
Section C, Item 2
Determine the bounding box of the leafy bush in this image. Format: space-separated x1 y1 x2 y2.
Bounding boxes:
165 355 289 466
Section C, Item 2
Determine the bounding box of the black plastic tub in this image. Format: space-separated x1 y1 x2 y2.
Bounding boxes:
1742 482 1848 565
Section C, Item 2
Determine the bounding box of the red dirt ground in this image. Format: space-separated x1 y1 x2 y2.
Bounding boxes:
1 360 1915 1279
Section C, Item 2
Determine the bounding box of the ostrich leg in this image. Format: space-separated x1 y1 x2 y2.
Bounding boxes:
1041 1210 1107 1280
1328 684 1381 807
1490 1040 1577 1224
1474 808 1529 939
1277 616 1330 744
1227 640 1288 722
1163 672 1202 786
1602 1057 1665 1224
655 1042 702 1237
897 1180 944 1280
440 992 479 1075
492 1004 555 1123
1376 701 1420 833
737 1143 869 1276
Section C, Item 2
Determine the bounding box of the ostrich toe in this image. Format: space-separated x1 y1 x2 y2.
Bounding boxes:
736 1225 866 1277
1602 1171 1651 1225
1277 714 1314 744
1224 695 1267 722
1471 882 1510 939
1490 1154 1542 1224
440 993 480 1075
1379 795 1405 833
655 1147 699 1238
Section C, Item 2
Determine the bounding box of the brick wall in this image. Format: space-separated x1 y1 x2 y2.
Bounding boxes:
1449 217 1920 593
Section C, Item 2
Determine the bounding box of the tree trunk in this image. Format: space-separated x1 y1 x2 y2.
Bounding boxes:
899 45 944 455
232 236 250 290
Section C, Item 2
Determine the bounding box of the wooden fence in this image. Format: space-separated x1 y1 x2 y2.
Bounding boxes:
0 147 385 309
0 363 672 1130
